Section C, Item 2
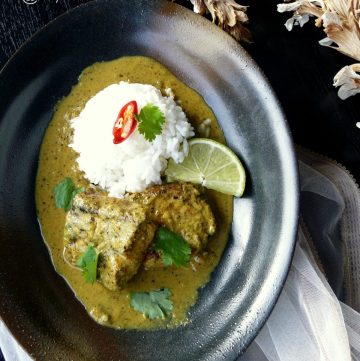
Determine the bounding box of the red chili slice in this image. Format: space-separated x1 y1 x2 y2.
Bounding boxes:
112 100 138 144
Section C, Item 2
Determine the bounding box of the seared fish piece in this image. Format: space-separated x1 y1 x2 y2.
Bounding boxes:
125 182 216 251
64 182 216 289
64 191 156 291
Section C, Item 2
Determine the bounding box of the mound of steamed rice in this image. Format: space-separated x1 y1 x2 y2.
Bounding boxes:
69 82 194 197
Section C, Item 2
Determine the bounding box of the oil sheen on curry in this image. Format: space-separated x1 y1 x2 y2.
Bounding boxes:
35 56 233 329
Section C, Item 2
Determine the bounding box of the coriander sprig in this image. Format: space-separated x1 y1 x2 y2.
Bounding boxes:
130 288 173 319
53 178 84 212
154 228 191 267
135 103 165 142
76 246 99 284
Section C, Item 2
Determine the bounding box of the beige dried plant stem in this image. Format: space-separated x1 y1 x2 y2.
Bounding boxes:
277 0 360 100
186 0 251 42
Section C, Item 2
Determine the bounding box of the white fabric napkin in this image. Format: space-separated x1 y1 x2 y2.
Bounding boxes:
1 147 360 361
240 147 360 361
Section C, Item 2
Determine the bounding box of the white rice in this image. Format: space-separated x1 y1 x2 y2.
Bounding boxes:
69 81 194 197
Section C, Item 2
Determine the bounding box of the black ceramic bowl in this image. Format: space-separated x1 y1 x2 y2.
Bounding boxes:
0 1 299 360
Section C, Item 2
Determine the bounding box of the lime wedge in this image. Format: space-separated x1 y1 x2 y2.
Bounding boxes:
165 138 246 197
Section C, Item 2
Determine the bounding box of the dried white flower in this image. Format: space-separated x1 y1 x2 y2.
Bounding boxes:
277 0 360 99
277 2 302 13
321 10 341 27
318 36 334 45
189 0 251 42
191 0 207 14
333 63 360 99
277 0 325 27
284 13 311 30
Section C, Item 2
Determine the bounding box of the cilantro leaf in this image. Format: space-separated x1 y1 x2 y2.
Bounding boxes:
53 178 84 211
76 246 99 284
154 228 191 267
136 103 165 142
130 288 173 320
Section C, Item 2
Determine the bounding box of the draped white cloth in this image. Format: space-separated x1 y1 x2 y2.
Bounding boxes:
240 148 360 361
1 147 360 360
240 233 355 361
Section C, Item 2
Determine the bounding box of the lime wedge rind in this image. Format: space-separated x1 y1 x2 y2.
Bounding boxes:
204 179 245 197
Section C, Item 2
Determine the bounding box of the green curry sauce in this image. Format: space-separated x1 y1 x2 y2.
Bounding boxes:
35 56 233 329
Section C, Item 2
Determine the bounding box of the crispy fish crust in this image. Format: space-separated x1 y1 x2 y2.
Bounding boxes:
63 192 156 291
63 183 216 290
125 183 216 251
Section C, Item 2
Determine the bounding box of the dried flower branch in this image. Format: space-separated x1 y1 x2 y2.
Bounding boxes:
188 0 251 42
277 0 360 100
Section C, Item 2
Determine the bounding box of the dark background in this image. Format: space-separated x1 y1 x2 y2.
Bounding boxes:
0 0 359 360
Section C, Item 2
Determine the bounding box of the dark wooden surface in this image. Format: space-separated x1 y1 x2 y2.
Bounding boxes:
0 0 359 359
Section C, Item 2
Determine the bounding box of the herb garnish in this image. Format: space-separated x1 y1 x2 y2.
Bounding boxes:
130 288 173 319
154 228 191 267
76 246 99 284
53 178 84 211
135 103 165 142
